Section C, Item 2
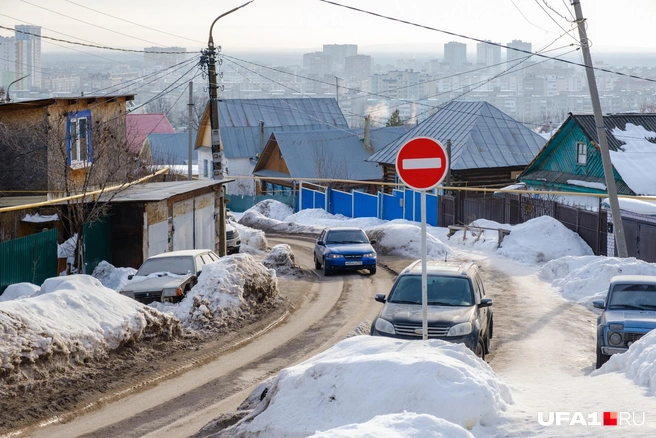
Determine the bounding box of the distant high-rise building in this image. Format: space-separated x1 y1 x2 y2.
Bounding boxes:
322 44 357 72
303 51 332 76
144 47 187 71
15 25 41 90
506 39 532 70
477 40 501 73
444 41 467 69
0 36 16 88
345 54 372 80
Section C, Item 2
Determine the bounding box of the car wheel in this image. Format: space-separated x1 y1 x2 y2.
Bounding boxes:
484 331 491 354
323 258 332 276
369 267 377 275
475 337 486 361
596 343 610 369
314 255 321 270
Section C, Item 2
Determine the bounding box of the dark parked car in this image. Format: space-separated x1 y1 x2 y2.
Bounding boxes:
593 275 656 368
313 227 377 276
370 260 493 359
119 249 220 304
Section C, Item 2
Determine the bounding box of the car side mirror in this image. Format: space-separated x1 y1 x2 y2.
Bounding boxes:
479 298 493 308
375 294 386 303
128 274 134 280
592 299 605 309
317 240 325 246
370 239 377 245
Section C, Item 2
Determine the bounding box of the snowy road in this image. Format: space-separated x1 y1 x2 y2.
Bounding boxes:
25 236 393 438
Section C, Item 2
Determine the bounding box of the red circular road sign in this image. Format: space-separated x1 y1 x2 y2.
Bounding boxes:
395 137 449 191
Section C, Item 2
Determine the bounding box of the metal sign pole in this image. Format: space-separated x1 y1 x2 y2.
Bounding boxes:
421 190 428 340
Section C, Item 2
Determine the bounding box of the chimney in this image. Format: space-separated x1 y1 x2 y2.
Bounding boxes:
363 115 373 152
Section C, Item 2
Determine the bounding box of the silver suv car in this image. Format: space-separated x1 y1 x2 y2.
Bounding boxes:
370 260 493 359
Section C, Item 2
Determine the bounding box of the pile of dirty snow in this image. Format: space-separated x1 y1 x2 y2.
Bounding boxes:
231 221 267 253
307 413 474 438
447 217 592 264
92 260 137 291
239 208 323 235
151 254 279 330
223 336 512 436
248 199 293 221
262 244 296 275
0 283 40 302
286 208 385 229
0 275 180 379
593 330 656 394
538 255 656 307
367 223 450 259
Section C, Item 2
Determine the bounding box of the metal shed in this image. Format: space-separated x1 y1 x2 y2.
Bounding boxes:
104 179 233 269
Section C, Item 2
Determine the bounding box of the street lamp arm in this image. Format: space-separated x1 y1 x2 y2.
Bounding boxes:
208 0 254 46
5 74 29 102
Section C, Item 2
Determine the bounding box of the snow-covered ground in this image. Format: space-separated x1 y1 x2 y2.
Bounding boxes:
5 199 656 437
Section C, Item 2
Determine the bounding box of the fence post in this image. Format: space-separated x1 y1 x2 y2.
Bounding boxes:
597 197 602 255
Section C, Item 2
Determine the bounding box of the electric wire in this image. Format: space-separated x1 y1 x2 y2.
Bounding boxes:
316 0 656 84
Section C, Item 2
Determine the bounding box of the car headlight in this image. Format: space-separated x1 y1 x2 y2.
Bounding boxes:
374 318 395 335
447 322 473 337
609 323 624 330
162 287 183 297
363 253 377 258
326 254 344 259
609 332 623 346
120 290 135 299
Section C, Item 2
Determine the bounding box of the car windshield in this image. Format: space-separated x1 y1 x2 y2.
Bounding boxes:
136 256 195 276
388 275 474 306
608 283 656 310
325 229 368 244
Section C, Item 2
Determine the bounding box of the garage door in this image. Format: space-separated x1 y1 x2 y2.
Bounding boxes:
172 199 194 251
148 220 169 257
194 194 215 250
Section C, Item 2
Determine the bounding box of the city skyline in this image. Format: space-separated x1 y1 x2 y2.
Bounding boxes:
1 0 655 56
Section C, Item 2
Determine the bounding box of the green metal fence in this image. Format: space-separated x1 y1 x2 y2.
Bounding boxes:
0 229 58 294
83 215 112 275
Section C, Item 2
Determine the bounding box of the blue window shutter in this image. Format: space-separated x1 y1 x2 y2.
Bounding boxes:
66 114 72 165
87 114 93 163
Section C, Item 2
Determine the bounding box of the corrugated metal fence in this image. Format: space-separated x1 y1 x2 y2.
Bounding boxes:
0 229 58 294
83 216 112 275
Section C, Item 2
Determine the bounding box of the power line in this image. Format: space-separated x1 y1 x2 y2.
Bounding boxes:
533 0 579 43
20 0 164 47
316 0 656 84
509 0 553 33
0 25 187 54
62 0 204 45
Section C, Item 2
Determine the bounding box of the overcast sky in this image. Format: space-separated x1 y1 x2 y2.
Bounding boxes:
1 0 654 56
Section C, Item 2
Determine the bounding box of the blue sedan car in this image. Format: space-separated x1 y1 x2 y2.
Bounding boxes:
314 227 377 276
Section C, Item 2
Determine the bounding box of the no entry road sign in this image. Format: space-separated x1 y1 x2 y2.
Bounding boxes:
395 137 449 191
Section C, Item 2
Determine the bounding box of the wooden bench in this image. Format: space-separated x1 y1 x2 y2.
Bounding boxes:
447 225 511 248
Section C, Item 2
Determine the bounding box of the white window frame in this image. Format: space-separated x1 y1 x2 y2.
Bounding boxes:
69 116 90 164
576 142 587 166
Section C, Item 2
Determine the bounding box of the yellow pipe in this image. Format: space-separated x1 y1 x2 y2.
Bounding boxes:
0 168 169 213
230 174 656 201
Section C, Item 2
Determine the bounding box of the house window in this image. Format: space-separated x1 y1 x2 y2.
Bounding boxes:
576 142 587 165
67 109 92 165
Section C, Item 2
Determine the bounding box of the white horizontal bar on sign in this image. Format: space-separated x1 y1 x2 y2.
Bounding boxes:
402 158 442 170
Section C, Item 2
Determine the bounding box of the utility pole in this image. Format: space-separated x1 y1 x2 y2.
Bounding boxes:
445 139 452 188
572 0 628 257
335 76 340 104
187 81 193 181
204 0 253 256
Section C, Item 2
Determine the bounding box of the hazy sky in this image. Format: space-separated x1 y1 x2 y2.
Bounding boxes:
1 0 655 56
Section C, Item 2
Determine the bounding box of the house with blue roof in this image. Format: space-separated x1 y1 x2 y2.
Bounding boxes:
519 113 656 197
366 101 546 188
195 98 349 195
252 124 409 193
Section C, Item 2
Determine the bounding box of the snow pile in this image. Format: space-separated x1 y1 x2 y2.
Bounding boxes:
231 221 267 253
0 282 40 302
262 244 296 275
58 234 77 259
286 208 385 229
366 223 450 259
239 208 323 235
307 413 474 438
610 123 656 195
151 254 278 330
92 260 137 292
463 217 593 264
227 336 512 436
593 330 656 393
22 213 59 223
0 275 180 379
538 256 656 307
249 199 294 221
